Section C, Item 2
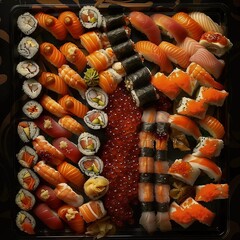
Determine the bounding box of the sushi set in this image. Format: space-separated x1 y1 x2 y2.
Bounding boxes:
10 2 231 239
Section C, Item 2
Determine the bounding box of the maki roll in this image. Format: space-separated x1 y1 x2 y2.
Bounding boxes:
16 145 38 168
22 100 43 119
102 13 129 31
85 87 108 110
105 26 131 46
17 168 40 191
121 53 144 75
17 36 39 59
15 188 36 211
131 84 159 107
79 6 103 29
16 210 36 235
17 121 39 143
78 132 100 155
112 40 135 61
22 79 42 99
84 109 108 130
78 155 104 177
17 12 38 35
16 60 39 79
125 66 151 91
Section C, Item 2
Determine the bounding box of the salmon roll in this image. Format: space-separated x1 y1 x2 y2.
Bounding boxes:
37 71 69 95
15 188 36 211
58 11 84 39
84 109 108 130
78 200 107 223
16 210 36 235
40 42 66 68
172 12 204 41
60 42 87 72
58 95 89 118
35 12 67 40
78 132 100 156
58 115 86 136
57 161 86 189
17 121 39 143
16 145 38 168
17 168 40 191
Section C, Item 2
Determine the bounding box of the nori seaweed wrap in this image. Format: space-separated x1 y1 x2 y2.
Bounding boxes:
156 202 170 212
155 150 168 161
121 53 143 75
106 26 130 46
140 147 155 157
139 173 154 183
102 14 128 31
141 202 155 212
141 122 156 132
112 40 135 61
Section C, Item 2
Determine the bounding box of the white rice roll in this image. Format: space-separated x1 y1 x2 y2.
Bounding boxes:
17 121 40 143
84 109 108 130
16 60 39 79
15 188 36 211
85 87 108 110
17 36 39 59
16 210 36 235
17 12 38 35
78 132 100 155
22 79 42 99
22 100 43 119
17 168 40 191
16 145 38 168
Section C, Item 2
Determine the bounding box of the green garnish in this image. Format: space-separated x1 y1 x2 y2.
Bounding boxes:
84 68 99 87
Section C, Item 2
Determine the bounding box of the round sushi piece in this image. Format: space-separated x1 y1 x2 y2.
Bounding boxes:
17 12 38 35
78 155 104 177
17 36 39 59
22 100 43 119
78 132 100 156
16 60 39 79
17 168 40 191
85 87 108 110
79 6 103 29
16 145 38 168
17 121 40 143
102 13 129 31
16 210 36 235
15 188 36 211
84 109 108 130
22 79 42 99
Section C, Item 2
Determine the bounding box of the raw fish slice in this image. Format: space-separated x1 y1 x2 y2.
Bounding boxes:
38 72 69 95
176 97 208 119
198 114 225 139
129 11 161 45
172 12 204 41
156 212 172 232
16 210 36 235
168 159 201 186
159 41 191 69
60 42 87 72
139 212 157 233
135 41 173 73
189 12 224 35
151 13 187 43
33 161 67 187
138 182 154 202
80 31 103 53
189 48 225 79
199 31 233 57
177 36 205 56
168 68 198 96
35 12 68 40
151 72 181 100
195 86 229 106
54 183 84 207
192 137 224 158
181 197 215 226
183 154 222 182
169 201 195 228
195 183 229 202
168 114 202 140
58 11 84 39
186 62 224 90
57 161 85 189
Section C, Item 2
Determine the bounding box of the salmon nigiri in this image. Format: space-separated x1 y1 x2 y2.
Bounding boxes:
135 40 173 73
58 11 84 39
129 11 161 45
168 114 202 140
80 31 103 53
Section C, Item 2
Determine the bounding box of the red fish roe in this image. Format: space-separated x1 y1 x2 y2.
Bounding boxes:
99 83 142 227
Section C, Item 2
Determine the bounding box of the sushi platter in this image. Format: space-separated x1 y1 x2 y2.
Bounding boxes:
10 2 231 239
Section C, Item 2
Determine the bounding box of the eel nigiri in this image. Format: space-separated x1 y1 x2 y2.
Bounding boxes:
129 11 161 45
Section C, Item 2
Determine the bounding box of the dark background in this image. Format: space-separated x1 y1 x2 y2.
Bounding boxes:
1 0 240 239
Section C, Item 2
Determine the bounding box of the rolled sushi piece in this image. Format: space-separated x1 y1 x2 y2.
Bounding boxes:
15 188 36 211
78 155 104 177
83 109 108 130
17 36 39 59
79 5 103 29
17 168 40 191
102 13 129 31
22 100 43 119
17 121 39 143
16 60 39 79
112 40 135 61
121 53 144 75
85 87 109 110
17 12 38 35
125 66 151 91
131 84 159 107
16 210 36 235
78 132 100 156
16 145 38 168
22 79 42 99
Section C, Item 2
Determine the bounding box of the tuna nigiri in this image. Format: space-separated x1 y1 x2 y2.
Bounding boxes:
135 40 173 73
129 11 161 45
